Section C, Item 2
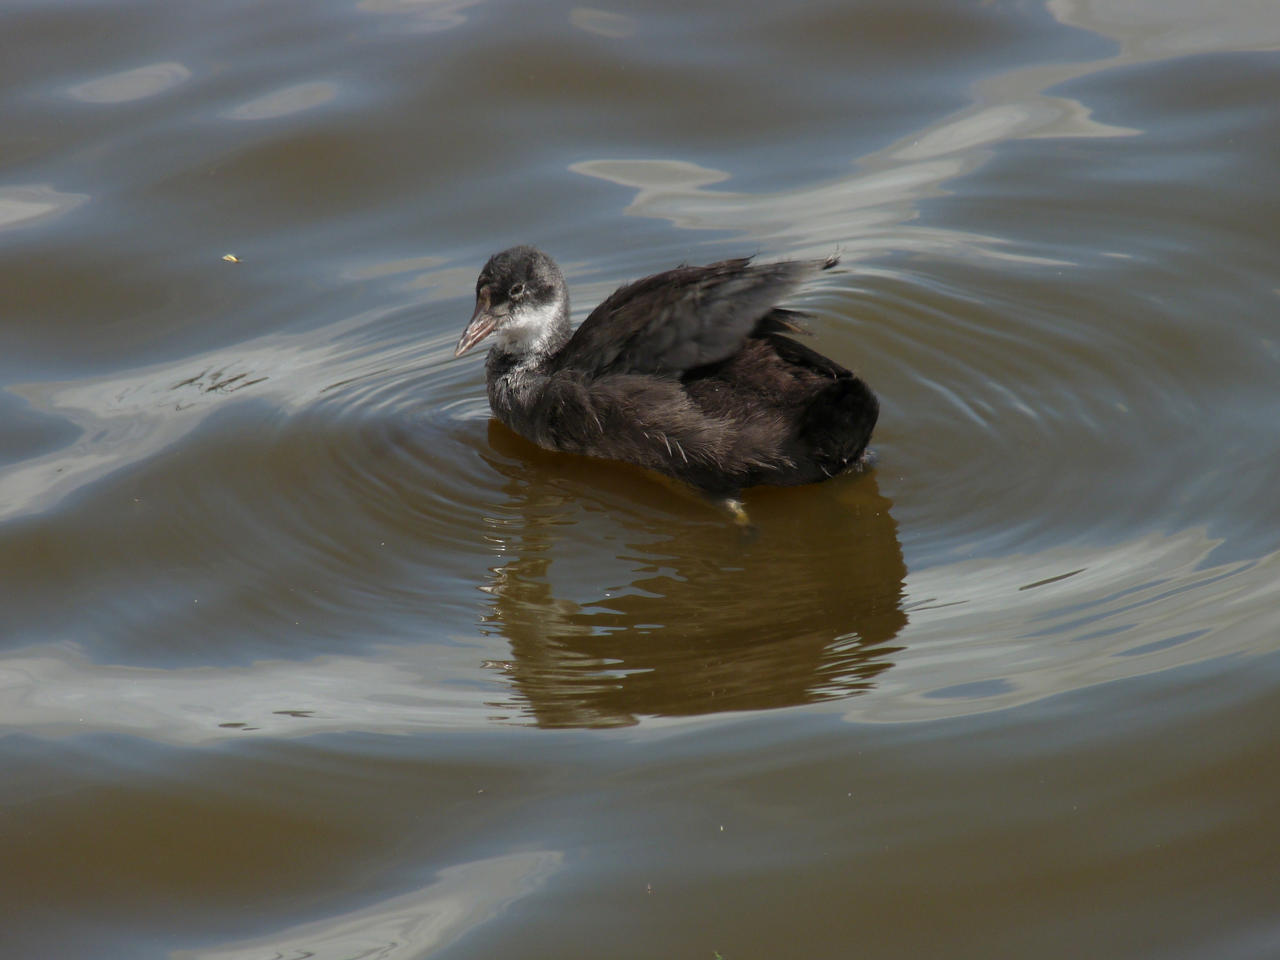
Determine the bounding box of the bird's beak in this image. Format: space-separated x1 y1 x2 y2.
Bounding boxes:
454 288 499 358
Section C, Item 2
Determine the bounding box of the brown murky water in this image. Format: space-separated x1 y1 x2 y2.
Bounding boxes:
3 0 1279 957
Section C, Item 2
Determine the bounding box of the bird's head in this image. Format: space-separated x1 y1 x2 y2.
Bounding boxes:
455 246 569 358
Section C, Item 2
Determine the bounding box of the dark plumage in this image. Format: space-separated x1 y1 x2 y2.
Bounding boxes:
454 246 877 507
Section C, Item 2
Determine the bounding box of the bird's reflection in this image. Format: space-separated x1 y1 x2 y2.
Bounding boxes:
475 421 907 727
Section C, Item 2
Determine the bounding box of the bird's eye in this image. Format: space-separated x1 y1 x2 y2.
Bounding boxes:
508 282 525 298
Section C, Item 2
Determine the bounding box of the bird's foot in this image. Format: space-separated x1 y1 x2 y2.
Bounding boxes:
721 498 757 535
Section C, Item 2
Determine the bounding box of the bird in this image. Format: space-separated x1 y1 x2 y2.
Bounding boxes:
454 245 877 522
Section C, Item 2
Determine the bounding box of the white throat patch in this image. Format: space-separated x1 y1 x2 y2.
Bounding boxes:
495 296 564 355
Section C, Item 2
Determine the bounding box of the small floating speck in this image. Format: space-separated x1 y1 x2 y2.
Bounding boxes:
221 253 240 263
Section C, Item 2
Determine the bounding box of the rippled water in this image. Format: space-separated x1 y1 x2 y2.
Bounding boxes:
3 0 1280 957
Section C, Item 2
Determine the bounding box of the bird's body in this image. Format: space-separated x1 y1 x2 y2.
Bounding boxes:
455 246 877 502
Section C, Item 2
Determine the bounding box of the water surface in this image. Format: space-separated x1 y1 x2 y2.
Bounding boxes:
3 0 1279 957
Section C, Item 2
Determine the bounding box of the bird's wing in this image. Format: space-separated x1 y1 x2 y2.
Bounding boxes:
551 256 837 378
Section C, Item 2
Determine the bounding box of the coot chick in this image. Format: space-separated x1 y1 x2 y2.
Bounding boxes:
454 246 877 518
